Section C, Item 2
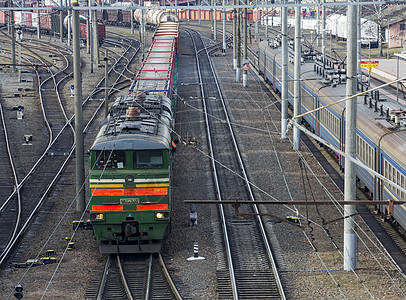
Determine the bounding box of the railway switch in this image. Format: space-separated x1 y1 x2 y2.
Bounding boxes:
14 284 23 299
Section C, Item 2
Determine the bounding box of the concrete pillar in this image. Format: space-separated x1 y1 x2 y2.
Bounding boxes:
72 2 85 212
344 0 358 272
293 0 302 151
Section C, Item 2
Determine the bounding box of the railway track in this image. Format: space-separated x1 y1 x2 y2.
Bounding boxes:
86 253 180 300
185 26 285 299
0 35 140 267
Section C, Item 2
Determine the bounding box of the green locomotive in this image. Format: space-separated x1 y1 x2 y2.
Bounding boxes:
89 21 178 253
89 93 174 253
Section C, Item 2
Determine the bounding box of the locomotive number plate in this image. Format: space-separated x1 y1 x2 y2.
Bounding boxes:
120 198 140 204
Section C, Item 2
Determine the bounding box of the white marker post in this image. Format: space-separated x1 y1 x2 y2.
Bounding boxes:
187 242 205 261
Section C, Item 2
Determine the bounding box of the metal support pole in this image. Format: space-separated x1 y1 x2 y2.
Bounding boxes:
92 8 99 65
199 0 201 24
236 6 241 82
317 1 320 47
18 44 21 81
379 6 383 57
7 1 10 35
187 0 190 21
387 22 390 60
210 0 214 37
68 1 72 46
243 6 248 87
87 9 91 54
293 0 301 151
222 0 226 55
396 55 399 102
233 0 237 70
357 5 361 81
10 0 16 72
265 0 268 39
281 2 288 139
214 6 217 41
37 1 40 39
89 3 94 73
322 0 326 70
104 49 109 118
60 0 63 43
17 25 22 78
344 1 358 272
175 0 178 24
255 0 258 41
131 9 134 35
73 2 85 212
141 0 145 61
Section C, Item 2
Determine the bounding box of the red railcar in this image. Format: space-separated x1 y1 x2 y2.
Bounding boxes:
0 10 8 25
79 21 106 42
121 10 133 26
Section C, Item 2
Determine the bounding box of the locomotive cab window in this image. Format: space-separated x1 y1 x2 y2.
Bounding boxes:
133 150 164 168
95 150 126 169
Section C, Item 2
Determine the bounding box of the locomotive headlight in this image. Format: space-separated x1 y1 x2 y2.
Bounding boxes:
155 212 169 219
91 213 104 220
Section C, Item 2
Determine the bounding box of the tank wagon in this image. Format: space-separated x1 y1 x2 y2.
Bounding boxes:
88 21 178 254
258 40 406 230
134 8 179 25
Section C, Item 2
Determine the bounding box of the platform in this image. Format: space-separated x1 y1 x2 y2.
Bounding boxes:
363 54 406 105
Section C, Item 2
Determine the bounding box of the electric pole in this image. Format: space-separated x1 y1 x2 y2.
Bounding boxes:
344 0 358 272
293 0 302 151
281 1 288 139
73 1 85 212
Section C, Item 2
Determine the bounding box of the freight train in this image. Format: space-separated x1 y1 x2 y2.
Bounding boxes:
88 21 178 254
0 8 106 43
258 41 406 230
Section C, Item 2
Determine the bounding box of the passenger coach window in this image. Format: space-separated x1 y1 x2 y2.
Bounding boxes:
133 150 163 168
95 150 126 169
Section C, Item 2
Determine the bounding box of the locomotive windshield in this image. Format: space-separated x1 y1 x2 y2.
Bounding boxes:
95 150 126 169
133 150 163 168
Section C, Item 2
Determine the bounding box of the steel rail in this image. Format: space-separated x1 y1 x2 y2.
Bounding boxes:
203 28 286 300
117 254 135 300
158 252 183 300
144 254 153 300
0 104 21 262
187 26 286 299
0 43 71 262
96 255 111 300
185 27 238 300
0 40 138 213
0 39 140 266
0 44 72 215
